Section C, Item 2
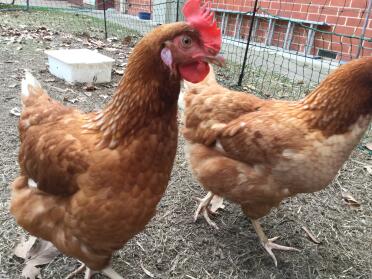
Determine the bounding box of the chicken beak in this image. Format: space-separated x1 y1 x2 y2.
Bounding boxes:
203 55 226 67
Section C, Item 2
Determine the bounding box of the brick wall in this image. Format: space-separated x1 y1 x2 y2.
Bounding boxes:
114 0 152 15
127 0 151 15
113 0 371 61
211 0 372 61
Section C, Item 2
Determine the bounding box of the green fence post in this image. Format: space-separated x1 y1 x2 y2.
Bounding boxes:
176 0 180 22
238 0 259 86
103 0 108 39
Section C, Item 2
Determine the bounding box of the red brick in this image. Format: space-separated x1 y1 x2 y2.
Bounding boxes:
310 0 329 4
330 0 351 7
307 13 326 22
314 39 331 50
331 41 351 53
349 44 360 56
279 11 292 18
338 8 361 18
339 53 353 61
293 26 307 38
290 11 307 20
269 2 281 10
289 42 303 52
326 15 346 25
351 0 368 9
127 0 151 15
346 17 364 27
291 3 303 12
275 3 294 11
341 36 361 46
334 25 356 35
360 49 372 57
301 5 319 13
259 0 271 9
320 6 339 16
359 43 372 56
353 26 371 36
362 27 372 37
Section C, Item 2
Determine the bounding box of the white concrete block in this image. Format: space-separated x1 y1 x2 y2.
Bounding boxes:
45 49 115 84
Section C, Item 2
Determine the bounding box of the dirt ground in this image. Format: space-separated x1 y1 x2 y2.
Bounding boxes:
1 11 372 279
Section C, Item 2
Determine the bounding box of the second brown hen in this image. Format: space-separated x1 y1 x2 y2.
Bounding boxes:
183 58 372 266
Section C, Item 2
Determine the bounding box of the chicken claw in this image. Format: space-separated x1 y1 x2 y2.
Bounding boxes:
84 268 97 279
194 192 224 229
262 236 300 267
251 219 300 267
101 266 124 279
65 262 123 279
65 262 91 279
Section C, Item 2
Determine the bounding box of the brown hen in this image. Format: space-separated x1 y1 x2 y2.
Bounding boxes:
183 58 372 266
10 0 224 277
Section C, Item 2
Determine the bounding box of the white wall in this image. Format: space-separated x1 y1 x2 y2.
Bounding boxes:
83 0 95 6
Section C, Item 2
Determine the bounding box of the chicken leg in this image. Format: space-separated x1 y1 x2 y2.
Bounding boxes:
194 191 225 229
251 219 300 267
65 263 87 279
65 262 123 279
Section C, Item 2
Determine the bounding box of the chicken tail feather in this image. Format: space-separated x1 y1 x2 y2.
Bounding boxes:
21 70 46 106
21 70 41 97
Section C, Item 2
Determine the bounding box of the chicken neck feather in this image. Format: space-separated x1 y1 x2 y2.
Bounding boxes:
86 23 192 149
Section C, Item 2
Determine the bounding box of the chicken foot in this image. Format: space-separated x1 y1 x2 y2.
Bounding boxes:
65 262 87 279
194 191 224 229
65 262 123 279
101 266 124 279
251 219 300 267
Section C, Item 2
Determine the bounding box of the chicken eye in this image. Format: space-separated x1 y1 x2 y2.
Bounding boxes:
181 35 193 48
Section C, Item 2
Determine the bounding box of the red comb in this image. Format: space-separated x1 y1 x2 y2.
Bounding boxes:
182 0 222 53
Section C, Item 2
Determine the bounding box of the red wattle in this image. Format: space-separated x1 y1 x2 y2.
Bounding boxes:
178 61 210 83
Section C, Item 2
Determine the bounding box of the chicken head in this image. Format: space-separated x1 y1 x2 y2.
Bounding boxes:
160 0 224 83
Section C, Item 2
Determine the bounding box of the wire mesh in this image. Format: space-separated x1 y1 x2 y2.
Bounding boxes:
1 0 371 137
209 0 372 98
